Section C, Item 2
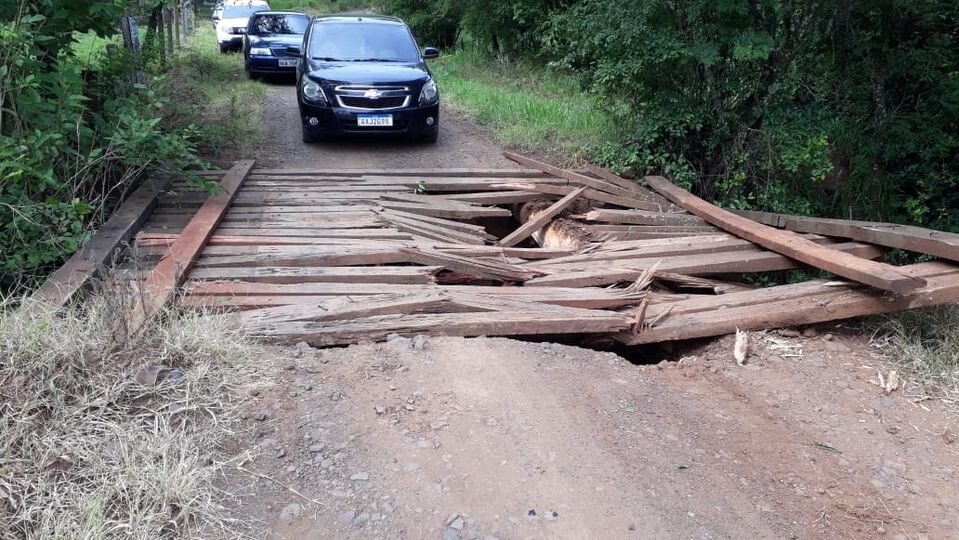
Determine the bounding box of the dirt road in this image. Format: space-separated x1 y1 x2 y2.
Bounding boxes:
220 85 959 539
251 83 514 169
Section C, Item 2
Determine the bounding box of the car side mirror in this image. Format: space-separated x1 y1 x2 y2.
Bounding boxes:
286 46 302 57
212 16 220 23
423 47 440 59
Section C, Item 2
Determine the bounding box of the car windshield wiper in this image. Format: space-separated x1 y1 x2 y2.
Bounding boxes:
312 56 343 61
351 58 402 62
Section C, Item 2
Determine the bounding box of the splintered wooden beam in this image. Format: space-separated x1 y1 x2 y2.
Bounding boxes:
254 310 631 346
499 187 587 247
732 209 959 262
620 263 959 344
644 175 926 293
188 265 442 284
496 182 660 211
23 173 174 315
583 208 705 227
126 160 255 331
582 163 672 206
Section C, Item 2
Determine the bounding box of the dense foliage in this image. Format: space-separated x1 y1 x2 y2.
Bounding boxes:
382 0 959 230
0 1 204 289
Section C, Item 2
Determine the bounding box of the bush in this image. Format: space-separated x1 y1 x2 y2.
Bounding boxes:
0 6 207 290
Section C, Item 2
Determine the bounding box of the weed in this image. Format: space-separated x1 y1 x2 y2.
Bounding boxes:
430 49 622 161
162 26 267 159
270 0 372 14
868 305 959 412
0 288 257 537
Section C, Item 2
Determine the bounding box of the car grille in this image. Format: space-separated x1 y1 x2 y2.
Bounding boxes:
334 85 411 111
270 46 291 57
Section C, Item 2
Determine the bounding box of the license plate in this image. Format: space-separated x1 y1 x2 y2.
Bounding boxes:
357 114 393 127
278 58 297 67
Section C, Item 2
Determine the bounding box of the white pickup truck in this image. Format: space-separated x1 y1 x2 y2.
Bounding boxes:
213 1 270 53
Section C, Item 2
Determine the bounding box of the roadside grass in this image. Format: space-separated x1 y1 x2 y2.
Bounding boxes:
430 49 623 160
163 25 267 159
868 305 959 413
0 289 257 537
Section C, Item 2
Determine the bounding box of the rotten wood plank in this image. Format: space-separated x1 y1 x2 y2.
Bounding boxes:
644 175 925 293
24 173 174 314
188 265 442 284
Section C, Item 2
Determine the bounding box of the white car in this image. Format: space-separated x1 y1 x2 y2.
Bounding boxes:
214 1 270 53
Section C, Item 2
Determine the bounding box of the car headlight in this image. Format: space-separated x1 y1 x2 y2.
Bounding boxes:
302 78 327 105
249 47 272 56
419 79 438 105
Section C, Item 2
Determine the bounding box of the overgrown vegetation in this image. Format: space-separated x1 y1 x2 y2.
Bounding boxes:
431 49 619 156
381 0 959 232
869 306 959 413
0 290 256 537
270 0 371 14
0 2 204 290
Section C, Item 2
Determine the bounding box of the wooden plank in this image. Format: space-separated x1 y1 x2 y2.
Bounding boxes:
135 233 413 248
229 293 455 326
583 208 706 227
644 175 925 293
378 208 493 236
398 247 542 282
376 212 488 245
188 265 441 284
525 242 885 288
255 310 631 346
378 201 512 219
733 209 959 262
440 191 555 205
247 168 552 177
621 266 959 344
495 182 661 212
500 187 587 247
582 163 672 207
127 160 255 329
182 282 645 309
204 228 413 240
24 173 174 314
195 246 409 268
502 152 652 202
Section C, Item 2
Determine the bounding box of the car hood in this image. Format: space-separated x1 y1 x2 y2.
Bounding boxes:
248 34 303 47
305 61 429 86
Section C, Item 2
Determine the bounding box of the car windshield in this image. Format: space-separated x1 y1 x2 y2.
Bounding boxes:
249 14 308 34
309 23 419 62
224 5 266 18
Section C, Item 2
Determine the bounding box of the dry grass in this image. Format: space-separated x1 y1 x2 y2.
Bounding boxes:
0 289 256 538
869 305 959 413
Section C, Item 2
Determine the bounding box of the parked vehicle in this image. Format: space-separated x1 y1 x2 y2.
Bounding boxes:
243 11 309 79
294 15 441 143
214 1 270 53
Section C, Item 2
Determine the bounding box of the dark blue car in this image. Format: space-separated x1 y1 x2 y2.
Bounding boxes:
294 16 441 143
243 11 309 79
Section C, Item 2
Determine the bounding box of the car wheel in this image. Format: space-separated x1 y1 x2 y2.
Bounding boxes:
219 43 228 54
422 131 439 144
246 67 258 80
302 125 316 144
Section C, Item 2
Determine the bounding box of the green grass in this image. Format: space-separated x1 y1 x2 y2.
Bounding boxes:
430 49 623 160
269 0 371 14
163 26 268 159
71 30 121 68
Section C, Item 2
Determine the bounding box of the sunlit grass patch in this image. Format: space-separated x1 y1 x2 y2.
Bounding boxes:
431 49 623 159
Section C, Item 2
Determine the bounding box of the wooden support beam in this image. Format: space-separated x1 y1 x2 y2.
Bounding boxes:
499 187 587 247
733 209 959 262
23 173 174 315
644 175 925 293
126 160 255 330
496 182 660 212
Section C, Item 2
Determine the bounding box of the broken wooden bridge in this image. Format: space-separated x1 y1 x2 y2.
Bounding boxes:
29 153 959 347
